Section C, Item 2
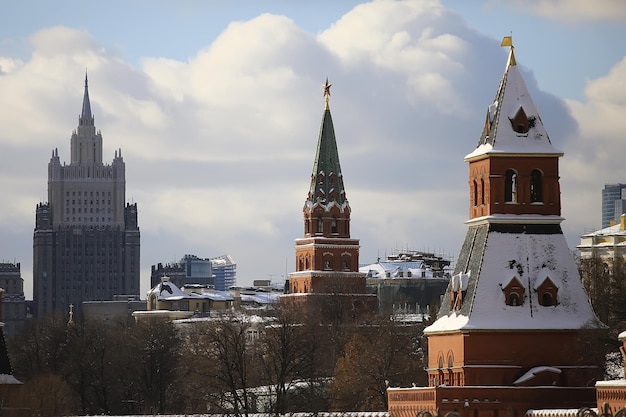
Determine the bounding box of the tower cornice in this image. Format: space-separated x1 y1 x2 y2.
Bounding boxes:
465 214 564 227
465 151 563 163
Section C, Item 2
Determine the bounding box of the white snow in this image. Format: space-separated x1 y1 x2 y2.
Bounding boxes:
465 55 562 161
513 366 561 385
425 231 602 333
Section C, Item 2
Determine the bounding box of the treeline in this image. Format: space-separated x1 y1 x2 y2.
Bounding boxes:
5 304 428 416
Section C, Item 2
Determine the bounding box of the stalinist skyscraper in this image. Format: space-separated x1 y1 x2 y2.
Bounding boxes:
33 75 140 316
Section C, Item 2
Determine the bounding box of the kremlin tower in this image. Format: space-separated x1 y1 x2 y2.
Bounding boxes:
388 38 605 417
283 79 376 322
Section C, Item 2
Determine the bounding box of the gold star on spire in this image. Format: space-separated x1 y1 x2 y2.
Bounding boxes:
323 77 332 109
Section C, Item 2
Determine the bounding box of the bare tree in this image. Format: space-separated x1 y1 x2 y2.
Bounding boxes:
329 317 427 411
132 317 181 414
255 304 320 414
180 315 257 416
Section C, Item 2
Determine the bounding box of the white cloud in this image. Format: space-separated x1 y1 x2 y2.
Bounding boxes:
487 0 626 23
0 0 617 301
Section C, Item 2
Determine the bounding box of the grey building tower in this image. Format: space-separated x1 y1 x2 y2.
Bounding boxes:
602 183 626 228
33 75 140 316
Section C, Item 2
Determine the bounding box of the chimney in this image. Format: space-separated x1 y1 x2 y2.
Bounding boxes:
621 214 626 231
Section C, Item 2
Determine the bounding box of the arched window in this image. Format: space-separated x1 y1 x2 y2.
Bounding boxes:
505 169 517 203
508 293 520 306
473 180 478 206
324 258 332 270
317 216 323 234
530 169 543 202
480 178 485 205
331 217 338 233
542 292 553 307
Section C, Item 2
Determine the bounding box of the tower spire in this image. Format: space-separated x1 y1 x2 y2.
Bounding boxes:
308 78 347 211
80 70 93 126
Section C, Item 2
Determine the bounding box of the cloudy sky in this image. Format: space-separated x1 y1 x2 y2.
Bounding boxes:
1 0 626 298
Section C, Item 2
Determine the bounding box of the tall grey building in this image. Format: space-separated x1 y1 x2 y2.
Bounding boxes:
602 183 626 228
33 75 140 316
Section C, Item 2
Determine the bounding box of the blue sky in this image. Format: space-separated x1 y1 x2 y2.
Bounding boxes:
1 0 626 298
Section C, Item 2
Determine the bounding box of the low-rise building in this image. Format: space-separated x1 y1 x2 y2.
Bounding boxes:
361 251 451 314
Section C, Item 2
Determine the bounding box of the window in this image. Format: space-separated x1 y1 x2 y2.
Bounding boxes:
510 106 529 134
473 180 478 206
542 293 553 306
530 169 543 202
508 293 520 306
480 178 485 205
331 217 337 233
317 216 323 234
502 276 525 306
536 276 558 307
505 170 517 203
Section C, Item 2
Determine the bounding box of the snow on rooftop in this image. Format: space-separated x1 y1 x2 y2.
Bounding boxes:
0 374 21 384
465 57 562 161
513 366 561 385
580 223 626 237
426 232 601 333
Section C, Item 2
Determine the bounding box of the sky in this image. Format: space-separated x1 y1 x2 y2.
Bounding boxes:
1 0 626 299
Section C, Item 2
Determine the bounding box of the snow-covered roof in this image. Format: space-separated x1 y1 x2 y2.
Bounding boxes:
240 292 280 305
513 366 561 385
360 261 446 279
465 48 562 161
147 279 189 301
148 278 233 302
0 374 21 385
580 223 626 237
426 231 603 333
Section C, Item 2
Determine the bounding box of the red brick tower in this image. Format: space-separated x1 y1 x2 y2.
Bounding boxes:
388 38 604 417
285 80 376 321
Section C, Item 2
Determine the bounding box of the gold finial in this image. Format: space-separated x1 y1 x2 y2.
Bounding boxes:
501 35 516 66
323 77 332 110
68 303 74 325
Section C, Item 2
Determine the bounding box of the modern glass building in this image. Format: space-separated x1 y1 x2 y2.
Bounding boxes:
602 183 626 228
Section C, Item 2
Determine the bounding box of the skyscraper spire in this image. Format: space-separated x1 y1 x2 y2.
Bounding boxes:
80 71 93 126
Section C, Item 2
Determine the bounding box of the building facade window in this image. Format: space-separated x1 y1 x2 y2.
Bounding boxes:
530 169 543 202
505 169 517 203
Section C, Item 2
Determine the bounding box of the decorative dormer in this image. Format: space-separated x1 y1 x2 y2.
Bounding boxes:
449 272 469 311
510 105 530 135
534 271 559 307
501 274 525 306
